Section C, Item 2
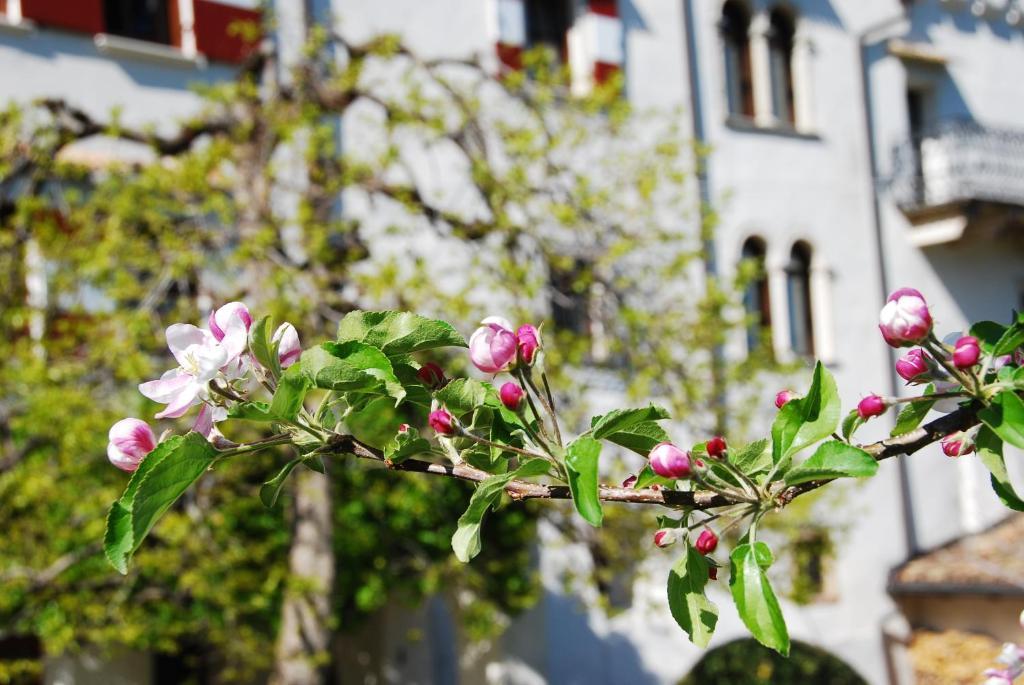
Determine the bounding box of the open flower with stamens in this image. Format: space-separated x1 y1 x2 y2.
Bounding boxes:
139 324 228 419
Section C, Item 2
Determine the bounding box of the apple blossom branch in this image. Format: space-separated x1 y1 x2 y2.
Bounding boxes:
320 404 979 511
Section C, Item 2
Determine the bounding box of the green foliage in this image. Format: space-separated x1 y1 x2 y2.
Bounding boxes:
565 436 604 527
979 389 1024 449
451 460 549 563
105 433 219 574
679 639 868 685
336 310 467 356
891 385 936 437
667 542 718 648
770 363 840 471
730 543 789 656
976 426 1024 511
783 442 877 486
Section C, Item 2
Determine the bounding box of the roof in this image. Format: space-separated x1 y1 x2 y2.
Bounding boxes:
889 514 1024 596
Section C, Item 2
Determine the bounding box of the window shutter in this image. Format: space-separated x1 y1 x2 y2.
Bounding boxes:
495 0 526 70
588 0 622 84
21 0 104 34
193 0 260 64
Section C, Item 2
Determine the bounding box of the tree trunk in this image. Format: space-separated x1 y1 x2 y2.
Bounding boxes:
271 469 335 685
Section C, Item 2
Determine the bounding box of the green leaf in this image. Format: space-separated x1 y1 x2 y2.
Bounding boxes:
771 362 840 466
972 319 1024 357
667 544 719 648
976 426 1024 512
259 458 303 508
270 364 314 421
891 385 935 437
104 433 219 574
565 436 603 527
602 420 671 457
589 405 670 440
970 320 1008 354
337 310 467 357
384 426 431 465
634 463 673 489
979 390 1024 449
451 459 549 563
841 410 864 442
435 378 489 417
729 438 771 476
729 542 790 655
227 401 277 422
301 342 405 405
783 440 878 486
249 315 281 378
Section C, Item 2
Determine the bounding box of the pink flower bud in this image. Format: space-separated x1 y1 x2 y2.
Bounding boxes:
952 336 980 369
107 418 157 472
857 394 888 419
428 409 456 436
272 322 302 368
878 287 933 347
896 348 930 383
398 423 410 433
941 431 975 457
706 436 727 460
516 324 541 365
653 529 679 548
708 566 718 580
695 529 719 554
775 390 798 409
499 382 525 411
417 362 447 389
469 317 518 374
648 442 692 479
621 474 637 488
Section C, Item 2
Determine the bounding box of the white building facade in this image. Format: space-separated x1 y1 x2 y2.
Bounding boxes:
2 1 1023 683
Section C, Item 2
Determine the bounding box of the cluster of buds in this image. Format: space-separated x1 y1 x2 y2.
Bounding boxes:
107 302 302 472
652 527 719 580
428 317 543 437
468 318 542 374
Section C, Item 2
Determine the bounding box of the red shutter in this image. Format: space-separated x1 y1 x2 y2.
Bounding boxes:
587 0 622 85
0 1 7 16
194 0 260 64
21 0 104 34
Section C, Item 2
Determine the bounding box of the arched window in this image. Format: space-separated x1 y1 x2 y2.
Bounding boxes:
768 7 797 126
786 241 814 357
721 1 755 119
741 237 771 352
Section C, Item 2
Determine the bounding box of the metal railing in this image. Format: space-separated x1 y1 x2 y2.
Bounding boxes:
888 120 1024 212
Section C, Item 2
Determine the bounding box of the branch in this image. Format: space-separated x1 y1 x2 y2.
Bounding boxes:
37 98 236 155
321 404 979 511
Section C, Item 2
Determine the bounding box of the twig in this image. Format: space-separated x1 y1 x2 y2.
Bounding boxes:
319 403 979 511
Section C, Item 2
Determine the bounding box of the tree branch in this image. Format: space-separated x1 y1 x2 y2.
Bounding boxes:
320 404 979 511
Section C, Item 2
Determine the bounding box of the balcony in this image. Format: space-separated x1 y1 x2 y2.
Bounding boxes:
889 121 1024 245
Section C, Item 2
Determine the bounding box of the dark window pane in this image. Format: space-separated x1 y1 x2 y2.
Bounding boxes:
104 0 171 44
525 0 572 61
786 242 814 357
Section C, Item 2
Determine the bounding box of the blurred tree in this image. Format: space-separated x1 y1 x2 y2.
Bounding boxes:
0 16 778 685
679 638 869 685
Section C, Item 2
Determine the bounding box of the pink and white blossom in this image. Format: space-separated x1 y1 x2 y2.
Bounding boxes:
952 335 981 369
107 418 157 472
272 322 302 368
896 348 931 383
139 324 228 419
775 390 798 409
469 317 518 374
208 301 253 361
648 442 692 480
516 324 541 365
879 287 933 347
